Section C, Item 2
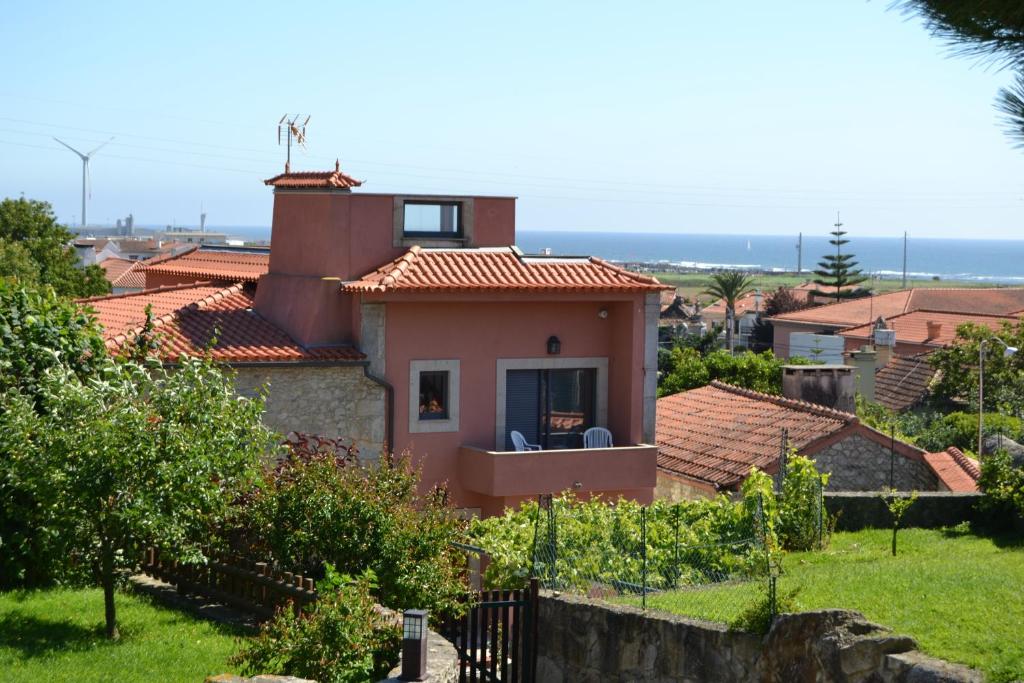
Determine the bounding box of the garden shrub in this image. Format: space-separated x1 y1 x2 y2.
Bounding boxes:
231 567 400 683
234 453 466 622
979 451 1024 521
777 455 829 551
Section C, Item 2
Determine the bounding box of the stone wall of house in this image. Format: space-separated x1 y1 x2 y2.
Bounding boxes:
234 364 387 459
655 472 717 502
812 433 938 491
536 591 982 682
825 492 982 532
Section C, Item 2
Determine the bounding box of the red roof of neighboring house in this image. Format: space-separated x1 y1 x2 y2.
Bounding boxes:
264 162 363 189
98 257 147 290
80 283 363 363
873 354 937 412
923 447 980 492
344 246 667 294
656 381 856 488
141 247 270 283
841 310 1021 348
769 288 1024 328
703 290 761 316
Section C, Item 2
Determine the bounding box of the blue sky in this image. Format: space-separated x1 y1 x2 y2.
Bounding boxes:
2 0 1023 238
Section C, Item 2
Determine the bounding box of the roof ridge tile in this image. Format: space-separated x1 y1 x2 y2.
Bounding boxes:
707 380 857 422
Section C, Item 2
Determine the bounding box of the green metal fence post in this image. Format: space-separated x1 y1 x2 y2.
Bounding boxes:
549 498 558 588
673 503 680 588
641 506 648 610
817 476 824 549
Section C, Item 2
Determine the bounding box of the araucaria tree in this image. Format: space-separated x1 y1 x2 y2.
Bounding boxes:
0 356 274 639
812 215 867 302
703 271 755 352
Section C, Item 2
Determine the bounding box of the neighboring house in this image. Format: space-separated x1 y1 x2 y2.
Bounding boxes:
81 164 667 518
768 288 1024 359
872 353 938 412
655 381 976 501
839 310 1022 357
659 291 705 344
922 447 981 493
140 244 270 288
97 257 146 294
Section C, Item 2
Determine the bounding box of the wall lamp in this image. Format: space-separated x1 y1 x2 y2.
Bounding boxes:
547 335 561 355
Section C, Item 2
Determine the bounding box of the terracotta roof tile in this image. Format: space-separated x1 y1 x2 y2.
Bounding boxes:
81 284 363 364
841 310 1021 348
264 162 362 189
141 248 270 284
98 257 147 290
923 447 980 492
873 354 937 412
703 290 761 316
770 288 1024 328
344 247 668 294
656 381 855 488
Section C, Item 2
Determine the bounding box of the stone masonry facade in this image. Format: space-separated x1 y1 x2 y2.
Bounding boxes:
234 364 387 460
812 433 937 491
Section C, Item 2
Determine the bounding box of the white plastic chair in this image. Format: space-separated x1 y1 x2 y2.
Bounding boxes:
510 430 541 452
583 427 613 449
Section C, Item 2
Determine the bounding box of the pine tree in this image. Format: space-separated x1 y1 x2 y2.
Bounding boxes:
812 214 868 302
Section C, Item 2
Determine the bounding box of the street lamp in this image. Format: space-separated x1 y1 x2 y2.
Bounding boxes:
978 337 1018 458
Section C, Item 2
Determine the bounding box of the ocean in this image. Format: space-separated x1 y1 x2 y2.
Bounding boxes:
217 226 1024 284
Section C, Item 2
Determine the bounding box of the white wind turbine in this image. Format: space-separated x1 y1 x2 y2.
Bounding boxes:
54 136 114 227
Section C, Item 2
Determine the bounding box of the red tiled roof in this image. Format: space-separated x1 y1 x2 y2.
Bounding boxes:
141 248 270 284
344 246 667 294
770 288 1024 328
264 162 362 189
81 284 363 363
98 257 147 290
841 310 1022 348
873 354 937 412
923 447 980 492
703 290 761 316
656 381 855 488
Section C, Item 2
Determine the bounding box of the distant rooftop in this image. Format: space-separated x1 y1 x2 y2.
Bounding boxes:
264 160 363 189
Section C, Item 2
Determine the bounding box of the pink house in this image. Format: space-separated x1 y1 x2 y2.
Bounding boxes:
252 165 665 516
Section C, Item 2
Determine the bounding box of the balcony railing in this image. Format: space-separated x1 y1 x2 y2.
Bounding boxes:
457 443 657 498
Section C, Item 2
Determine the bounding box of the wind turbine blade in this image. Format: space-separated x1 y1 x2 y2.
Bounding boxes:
53 137 86 159
86 136 114 158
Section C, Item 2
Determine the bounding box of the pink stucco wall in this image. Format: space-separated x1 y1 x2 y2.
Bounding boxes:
381 297 648 510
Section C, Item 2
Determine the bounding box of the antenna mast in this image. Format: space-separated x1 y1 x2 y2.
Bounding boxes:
796 232 802 274
902 231 908 289
277 114 309 172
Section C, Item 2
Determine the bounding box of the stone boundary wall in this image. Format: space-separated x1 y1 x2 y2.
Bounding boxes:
825 491 982 532
536 591 981 682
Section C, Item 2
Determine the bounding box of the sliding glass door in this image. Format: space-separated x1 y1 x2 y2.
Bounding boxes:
504 368 597 450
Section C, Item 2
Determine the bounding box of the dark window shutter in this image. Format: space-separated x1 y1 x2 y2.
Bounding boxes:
505 370 540 450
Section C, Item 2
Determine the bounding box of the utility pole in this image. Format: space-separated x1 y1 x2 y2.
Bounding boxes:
796 232 802 274
901 232 908 289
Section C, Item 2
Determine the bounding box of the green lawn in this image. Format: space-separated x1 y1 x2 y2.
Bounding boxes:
638 528 1024 681
0 587 245 682
651 271 992 301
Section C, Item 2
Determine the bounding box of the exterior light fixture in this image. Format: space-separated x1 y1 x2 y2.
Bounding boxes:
400 609 429 681
598 308 609 319
547 336 561 355
979 338 1018 457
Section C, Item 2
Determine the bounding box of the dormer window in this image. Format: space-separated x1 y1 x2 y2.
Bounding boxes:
403 201 464 238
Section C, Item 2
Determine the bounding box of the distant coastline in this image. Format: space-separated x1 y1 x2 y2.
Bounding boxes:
127 225 1024 285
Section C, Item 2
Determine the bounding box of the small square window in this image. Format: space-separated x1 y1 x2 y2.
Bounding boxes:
404 201 463 237
418 370 449 420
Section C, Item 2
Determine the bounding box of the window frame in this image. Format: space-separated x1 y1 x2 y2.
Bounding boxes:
401 200 465 238
409 359 461 434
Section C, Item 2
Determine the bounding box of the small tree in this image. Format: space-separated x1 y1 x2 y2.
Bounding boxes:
703 272 755 352
1 356 273 638
812 216 868 302
881 489 918 556
930 322 1024 414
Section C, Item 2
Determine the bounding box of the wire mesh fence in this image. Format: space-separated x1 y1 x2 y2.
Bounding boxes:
528 494 775 625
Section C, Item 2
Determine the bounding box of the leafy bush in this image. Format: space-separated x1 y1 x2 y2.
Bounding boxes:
659 348 808 397
777 455 829 551
979 451 1024 520
231 567 400 683
234 453 466 622
731 587 799 635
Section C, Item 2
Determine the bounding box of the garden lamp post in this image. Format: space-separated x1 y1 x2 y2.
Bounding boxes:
978 337 1018 458
400 609 429 681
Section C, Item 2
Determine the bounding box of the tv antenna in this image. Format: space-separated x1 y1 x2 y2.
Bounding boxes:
277 114 309 172
53 136 114 227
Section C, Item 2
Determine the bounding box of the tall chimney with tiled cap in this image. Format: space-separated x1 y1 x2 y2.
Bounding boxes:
782 364 856 413
925 320 942 342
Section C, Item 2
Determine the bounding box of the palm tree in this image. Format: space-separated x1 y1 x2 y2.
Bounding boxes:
703 271 755 353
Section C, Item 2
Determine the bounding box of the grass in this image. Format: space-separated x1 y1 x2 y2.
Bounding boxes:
637 528 1024 681
0 587 245 682
651 271 994 301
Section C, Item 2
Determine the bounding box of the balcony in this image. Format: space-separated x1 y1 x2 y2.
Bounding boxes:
457 443 657 498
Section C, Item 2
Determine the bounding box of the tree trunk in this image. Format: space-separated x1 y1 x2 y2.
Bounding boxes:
101 542 119 640
891 525 898 557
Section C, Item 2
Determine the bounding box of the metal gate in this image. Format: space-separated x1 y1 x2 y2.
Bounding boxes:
441 578 538 683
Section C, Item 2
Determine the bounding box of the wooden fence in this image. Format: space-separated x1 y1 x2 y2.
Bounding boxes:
140 547 317 620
